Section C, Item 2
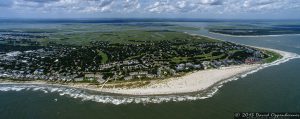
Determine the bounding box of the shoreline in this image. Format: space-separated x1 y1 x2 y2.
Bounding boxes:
0 47 297 96
0 64 261 96
100 64 261 95
209 32 300 37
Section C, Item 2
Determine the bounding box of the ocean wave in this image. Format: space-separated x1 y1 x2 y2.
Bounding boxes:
0 51 299 105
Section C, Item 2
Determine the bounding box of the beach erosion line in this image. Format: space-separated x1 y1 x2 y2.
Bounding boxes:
0 48 299 105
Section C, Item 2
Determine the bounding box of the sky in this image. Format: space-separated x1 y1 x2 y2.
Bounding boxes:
0 0 300 19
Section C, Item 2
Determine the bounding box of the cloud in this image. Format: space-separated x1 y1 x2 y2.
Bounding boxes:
146 1 176 13
198 0 223 5
123 0 140 12
145 0 300 14
1 0 300 16
80 0 114 13
23 0 60 3
0 0 13 7
221 0 300 13
10 0 115 13
145 0 225 13
175 1 198 12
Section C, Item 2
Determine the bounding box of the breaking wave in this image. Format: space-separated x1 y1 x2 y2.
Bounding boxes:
0 51 300 105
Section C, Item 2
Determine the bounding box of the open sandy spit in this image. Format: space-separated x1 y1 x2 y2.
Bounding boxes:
0 47 298 96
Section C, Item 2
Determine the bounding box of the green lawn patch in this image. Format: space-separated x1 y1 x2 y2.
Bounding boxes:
263 50 283 63
97 50 108 64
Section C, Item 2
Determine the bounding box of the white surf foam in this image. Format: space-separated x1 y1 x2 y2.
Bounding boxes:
0 50 299 105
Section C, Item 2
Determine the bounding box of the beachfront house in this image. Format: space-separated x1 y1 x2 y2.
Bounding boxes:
84 73 105 83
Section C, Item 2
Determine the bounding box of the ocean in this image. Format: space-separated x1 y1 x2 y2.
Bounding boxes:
0 20 300 119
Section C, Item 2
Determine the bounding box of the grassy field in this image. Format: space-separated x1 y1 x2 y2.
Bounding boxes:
0 23 212 46
96 50 108 64
263 50 283 63
36 29 218 46
207 23 300 36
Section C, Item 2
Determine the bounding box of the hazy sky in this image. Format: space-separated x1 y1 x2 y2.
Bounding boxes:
0 0 300 19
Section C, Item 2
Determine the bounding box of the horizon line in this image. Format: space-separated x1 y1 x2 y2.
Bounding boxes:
0 17 299 22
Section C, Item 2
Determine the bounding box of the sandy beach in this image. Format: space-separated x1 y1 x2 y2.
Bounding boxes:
99 64 260 95
0 47 297 96
76 47 297 95
209 32 300 37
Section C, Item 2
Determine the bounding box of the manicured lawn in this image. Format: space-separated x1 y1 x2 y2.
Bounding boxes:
97 50 108 64
264 50 283 63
